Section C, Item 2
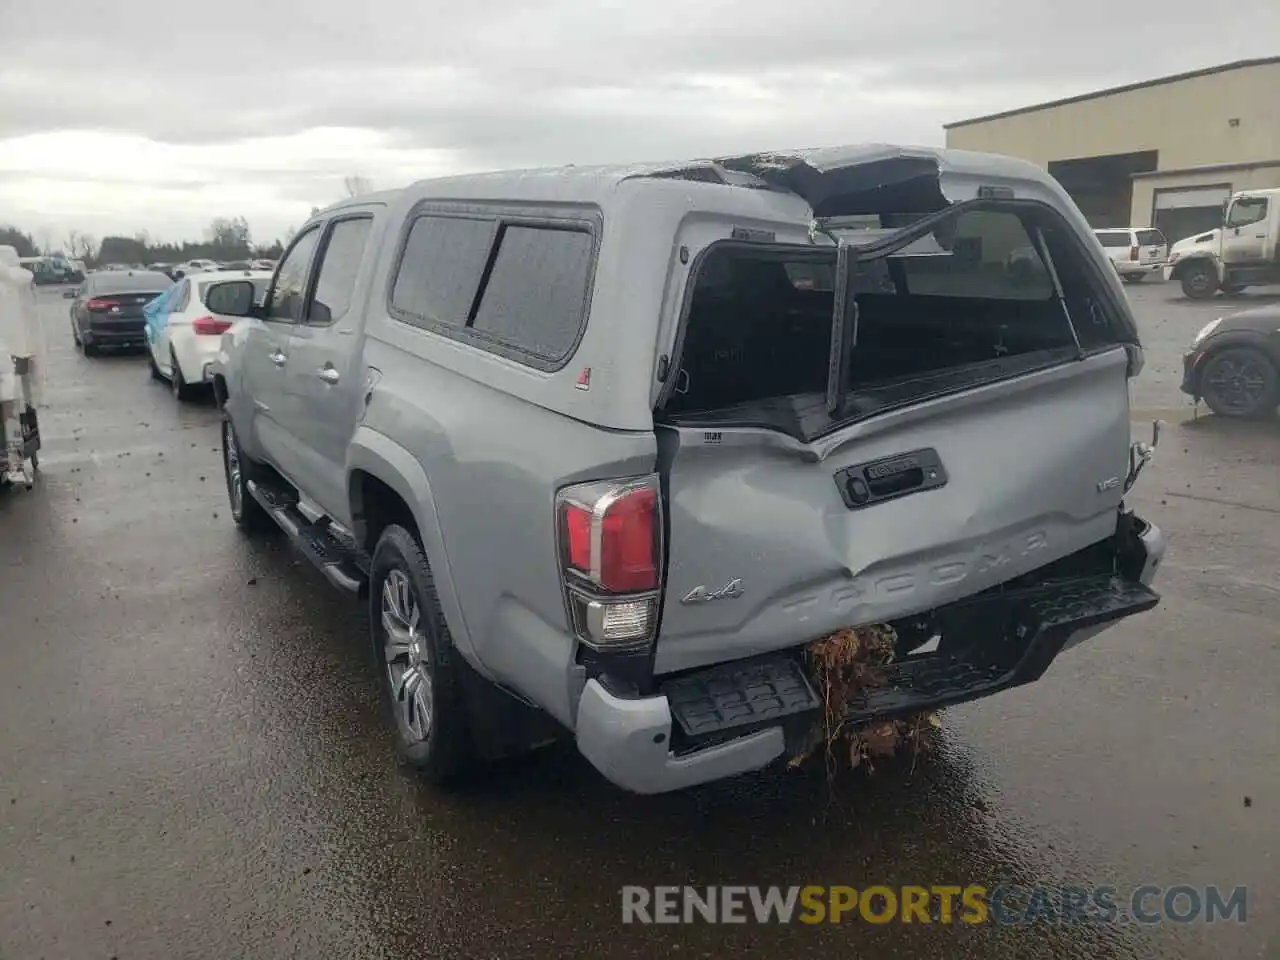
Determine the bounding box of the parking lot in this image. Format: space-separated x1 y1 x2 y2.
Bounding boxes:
2 281 1277 959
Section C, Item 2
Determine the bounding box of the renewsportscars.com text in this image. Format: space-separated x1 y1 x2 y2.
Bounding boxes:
621 884 1248 925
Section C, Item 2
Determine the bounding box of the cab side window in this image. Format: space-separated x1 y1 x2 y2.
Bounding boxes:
1226 198 1268 229
268 227 321 323
306 217 373 326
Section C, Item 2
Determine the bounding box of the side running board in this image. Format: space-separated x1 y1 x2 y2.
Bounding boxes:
247 479 370 596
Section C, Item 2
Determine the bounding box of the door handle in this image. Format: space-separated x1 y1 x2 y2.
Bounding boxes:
269 350 287 367
316 366 340 385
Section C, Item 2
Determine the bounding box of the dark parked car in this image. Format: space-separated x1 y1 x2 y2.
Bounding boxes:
66 270 173 356
147 262 180 280
1181 304 1280 417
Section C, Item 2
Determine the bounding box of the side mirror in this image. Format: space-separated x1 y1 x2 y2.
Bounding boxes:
205 279 256 317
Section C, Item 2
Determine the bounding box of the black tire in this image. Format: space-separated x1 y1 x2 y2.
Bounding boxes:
148 346 164 381
82 339 98 357
171 350 199 402
221 415 274 534
1199 347 1280 419
70 319 82 346
370 524 474 783
1122 274 1144 284
1180 262 1218 300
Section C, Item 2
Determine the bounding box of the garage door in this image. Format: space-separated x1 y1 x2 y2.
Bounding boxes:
1153 185 1230 244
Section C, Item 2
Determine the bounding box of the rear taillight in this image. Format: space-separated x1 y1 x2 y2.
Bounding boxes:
557 475 663 651
1129 245 1139 261
85 298 114 311
192 315 232 336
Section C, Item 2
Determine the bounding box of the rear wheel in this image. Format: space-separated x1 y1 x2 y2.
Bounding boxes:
1199 347 1280 419
370 524 474 784
1122 274 1144 284
70 319 82 346
147 345 164 381
171 350 199 402
1180 262 1218 300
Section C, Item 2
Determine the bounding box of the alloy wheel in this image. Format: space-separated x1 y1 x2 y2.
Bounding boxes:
1205 356 1268 415
222 420 244 519
381 569 434 744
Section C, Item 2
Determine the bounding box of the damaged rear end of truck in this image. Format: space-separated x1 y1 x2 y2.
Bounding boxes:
573 146 1165 793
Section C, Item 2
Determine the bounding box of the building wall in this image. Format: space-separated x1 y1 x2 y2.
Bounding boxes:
1132 162 1280 240
944 61 1280 169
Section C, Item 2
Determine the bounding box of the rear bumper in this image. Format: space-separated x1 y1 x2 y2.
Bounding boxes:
575 513 1165 795
1117 262 1164 278
84 320 146 346
170 328 221 383
1180 350 1201 397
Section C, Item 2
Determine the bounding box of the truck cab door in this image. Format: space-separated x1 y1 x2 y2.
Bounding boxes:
280 213 376 523
1222 196 1270 266
241 225 321 482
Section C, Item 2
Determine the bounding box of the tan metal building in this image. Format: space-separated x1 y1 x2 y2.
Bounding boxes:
944 58 1280 242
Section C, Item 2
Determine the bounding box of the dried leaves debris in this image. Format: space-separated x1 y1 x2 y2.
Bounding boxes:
790 622 940 779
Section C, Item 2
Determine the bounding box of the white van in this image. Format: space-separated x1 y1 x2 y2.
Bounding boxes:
1093 228 1169 282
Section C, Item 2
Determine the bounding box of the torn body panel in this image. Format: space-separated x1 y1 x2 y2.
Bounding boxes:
652 347 1134 675
712 144 1071 216
645 146 1152 678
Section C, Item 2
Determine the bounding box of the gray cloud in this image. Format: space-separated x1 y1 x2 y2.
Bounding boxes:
1 0 1276 238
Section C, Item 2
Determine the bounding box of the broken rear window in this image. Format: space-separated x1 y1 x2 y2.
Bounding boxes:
664 204 1109 431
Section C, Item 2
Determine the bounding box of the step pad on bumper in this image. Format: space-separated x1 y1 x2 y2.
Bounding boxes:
664 574 1159 749
663 657 819 738
247 479 370 595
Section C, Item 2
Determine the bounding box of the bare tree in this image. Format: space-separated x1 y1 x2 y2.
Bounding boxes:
343 175 374 198
65 229 80 257
205 217 252 254
73 233 98 262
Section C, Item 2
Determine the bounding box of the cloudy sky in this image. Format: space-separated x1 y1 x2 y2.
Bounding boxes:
1 0 1276 248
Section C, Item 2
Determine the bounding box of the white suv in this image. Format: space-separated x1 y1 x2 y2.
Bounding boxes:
1094 228 1169 283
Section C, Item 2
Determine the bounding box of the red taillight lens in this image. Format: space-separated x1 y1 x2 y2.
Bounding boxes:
561 483 659 592
565 503 592 573
192 315 232 335
599 487 658 592
557 476 663 650
1129 245 1139 261
85 298 114 311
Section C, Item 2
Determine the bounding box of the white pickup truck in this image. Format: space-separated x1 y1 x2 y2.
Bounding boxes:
1164 188 1280 299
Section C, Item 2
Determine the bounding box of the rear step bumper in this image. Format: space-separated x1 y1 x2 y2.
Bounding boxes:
576 514 1164 795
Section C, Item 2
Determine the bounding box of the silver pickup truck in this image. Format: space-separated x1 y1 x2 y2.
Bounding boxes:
207 144 1165 795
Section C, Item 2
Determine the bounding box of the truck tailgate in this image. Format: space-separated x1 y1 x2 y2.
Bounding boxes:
654 347 1131 676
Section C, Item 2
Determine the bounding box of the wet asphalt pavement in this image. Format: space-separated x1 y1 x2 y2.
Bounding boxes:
2 282 1278 960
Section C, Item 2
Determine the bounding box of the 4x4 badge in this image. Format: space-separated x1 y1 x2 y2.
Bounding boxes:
681 578 744 604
